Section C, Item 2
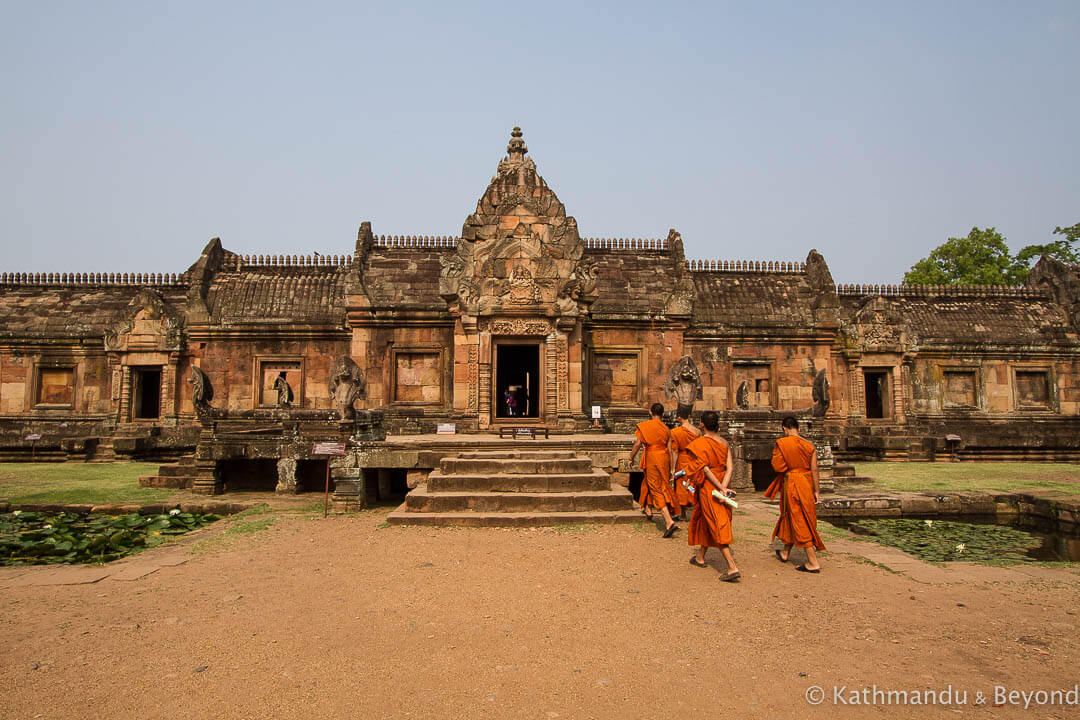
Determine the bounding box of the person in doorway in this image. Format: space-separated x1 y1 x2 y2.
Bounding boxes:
684 410 740 582
622 402 679 537
503 388 516 417
767 416 825 573
668 405 701 520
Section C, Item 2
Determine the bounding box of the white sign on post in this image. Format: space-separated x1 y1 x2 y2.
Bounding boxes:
591 406 602 419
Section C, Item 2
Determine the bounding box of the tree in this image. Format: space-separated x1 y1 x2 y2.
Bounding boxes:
1015 222 1080 267
904 227 1026 285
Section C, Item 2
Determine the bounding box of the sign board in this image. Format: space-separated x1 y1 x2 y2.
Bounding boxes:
24 434 42 442
312 441 346 456
436 423 456 435
591 405 601 419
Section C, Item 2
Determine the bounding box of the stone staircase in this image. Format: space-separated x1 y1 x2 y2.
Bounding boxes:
831 463 873 488
386 449 641 526
139 455 197 489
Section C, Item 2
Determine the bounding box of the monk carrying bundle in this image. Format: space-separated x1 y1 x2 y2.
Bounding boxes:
684 410 741 582
765 416 826 573
668 405 701 521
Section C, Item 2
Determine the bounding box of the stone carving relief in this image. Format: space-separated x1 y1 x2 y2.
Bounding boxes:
273 374 294 408
105 288 182 352
664 355 703 415
439 127 598 319
479 318 552 336
328 356 366 420
853 300 919 354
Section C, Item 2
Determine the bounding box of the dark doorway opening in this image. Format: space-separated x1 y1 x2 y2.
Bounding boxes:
496 344 540 419
297 459 332 493
133 368 161 419
751 460 776 491
864 370 889 419
220 459 278 491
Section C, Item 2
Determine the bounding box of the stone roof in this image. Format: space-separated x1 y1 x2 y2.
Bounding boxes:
586 249 676 317
691 270 814 329
205 266 347 325
362 247 451 311
0 283 188 341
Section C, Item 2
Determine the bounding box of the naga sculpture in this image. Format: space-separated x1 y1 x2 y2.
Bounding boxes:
328 356 366 420
812 368 830 417
188 366 215 421
664 355 703 416
273 373 294 408
735 380 751 410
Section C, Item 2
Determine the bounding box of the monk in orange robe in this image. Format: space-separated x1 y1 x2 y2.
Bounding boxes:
622 402 679 537
668 405 701 520
684 410 740 582
768 416 825 572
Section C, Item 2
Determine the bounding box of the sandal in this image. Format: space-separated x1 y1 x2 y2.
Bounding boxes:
795 565 821 574
719 571 741 582
689 557 707 568
775 549 788 563
662 524 678 538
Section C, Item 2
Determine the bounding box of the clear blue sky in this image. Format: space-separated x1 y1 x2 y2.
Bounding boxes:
2 1 1077 284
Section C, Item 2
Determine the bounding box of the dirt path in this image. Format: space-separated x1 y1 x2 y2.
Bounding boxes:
2 501 1078 719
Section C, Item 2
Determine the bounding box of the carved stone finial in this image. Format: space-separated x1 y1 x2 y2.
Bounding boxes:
506 126 527 160
188 366 216 421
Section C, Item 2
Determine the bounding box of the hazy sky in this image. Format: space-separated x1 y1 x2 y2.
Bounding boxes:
2 1 1077 284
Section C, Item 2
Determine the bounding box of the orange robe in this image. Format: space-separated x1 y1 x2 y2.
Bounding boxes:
670 425 699 507
634 418 677 512
770 435 826 550
684 435 733 547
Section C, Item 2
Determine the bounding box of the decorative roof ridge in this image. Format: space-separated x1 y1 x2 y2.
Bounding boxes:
688 259 806 273
235 253 353 268
583 237 667 251
0 271 185 287
835 283 1050 299
373 235 458 249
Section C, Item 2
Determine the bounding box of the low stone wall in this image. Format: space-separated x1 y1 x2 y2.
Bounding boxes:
818 490 1080 531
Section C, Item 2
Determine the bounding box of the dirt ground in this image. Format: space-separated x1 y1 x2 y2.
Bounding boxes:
2 500 1079 720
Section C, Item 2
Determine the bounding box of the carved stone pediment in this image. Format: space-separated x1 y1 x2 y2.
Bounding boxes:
853 298 919 354
478 318 552 336
105 288 182 352
440 128 597 319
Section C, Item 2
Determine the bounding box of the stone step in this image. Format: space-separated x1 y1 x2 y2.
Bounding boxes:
456 450 578 460
404 485 634 513
427 470 610 493
385 508 646 527
834 475 874 486
832 463 856 477
138 475 194 489
155 463 191 477
440 456 594 475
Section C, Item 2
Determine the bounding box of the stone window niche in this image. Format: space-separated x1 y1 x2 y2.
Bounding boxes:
732 363 773 408
256 358 303 407
393 350 444 405
942 369 977 408
590 348 643 407
35 366 74 407
1015 369 1051 410
863 368 892 419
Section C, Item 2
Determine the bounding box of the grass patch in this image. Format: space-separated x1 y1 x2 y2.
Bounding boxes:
0 463 169 505
227 517 275 534
854 462 1080 495
192 515 276 554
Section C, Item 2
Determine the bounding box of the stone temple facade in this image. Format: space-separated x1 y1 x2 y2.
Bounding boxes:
2 128 1080 492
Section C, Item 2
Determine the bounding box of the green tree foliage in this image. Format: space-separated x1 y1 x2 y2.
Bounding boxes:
904 223 1079 285
904 227 1026 285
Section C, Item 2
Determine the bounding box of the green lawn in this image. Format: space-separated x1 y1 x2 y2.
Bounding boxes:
0 463 169 504
853 462 1080 495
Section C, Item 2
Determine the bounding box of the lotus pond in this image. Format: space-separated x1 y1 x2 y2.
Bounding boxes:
828 516 1080 564
0 510 220 566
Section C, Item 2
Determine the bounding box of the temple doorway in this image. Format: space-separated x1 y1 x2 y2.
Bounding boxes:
132 367 161 420
495 342 541 420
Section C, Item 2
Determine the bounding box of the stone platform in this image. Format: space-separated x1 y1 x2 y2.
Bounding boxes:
386 449 641 526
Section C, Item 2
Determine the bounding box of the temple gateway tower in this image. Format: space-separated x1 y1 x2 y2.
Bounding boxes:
438 127 597 429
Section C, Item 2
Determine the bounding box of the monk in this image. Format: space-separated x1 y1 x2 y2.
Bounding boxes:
622 402 679 537
684 410 740 582
668 405 701 520
767 416 826 572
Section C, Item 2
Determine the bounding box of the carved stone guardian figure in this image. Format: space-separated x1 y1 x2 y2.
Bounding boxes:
664 355 703 416
273 373 294 408
328 356 366 420
812 368 831 417
188 366 215 421
735 380 751 410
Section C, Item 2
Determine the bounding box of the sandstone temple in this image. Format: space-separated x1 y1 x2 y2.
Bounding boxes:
2 128 1079 515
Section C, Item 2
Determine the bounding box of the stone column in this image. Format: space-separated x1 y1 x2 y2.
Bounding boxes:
275 458 298 494
119 365 132 422
478 329 492 430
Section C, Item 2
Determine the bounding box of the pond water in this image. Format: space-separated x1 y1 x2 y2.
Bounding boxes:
0 510 220 566
826 515 1080 563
